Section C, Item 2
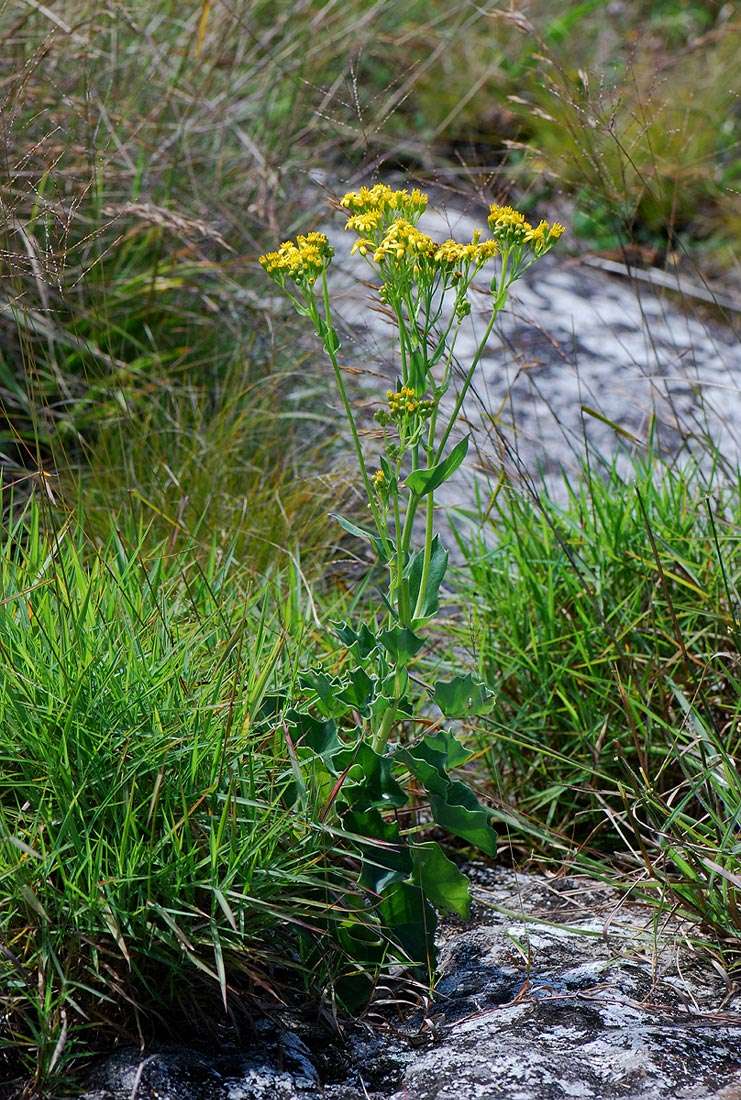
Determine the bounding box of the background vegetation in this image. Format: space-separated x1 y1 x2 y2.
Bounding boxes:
0 0 738 1094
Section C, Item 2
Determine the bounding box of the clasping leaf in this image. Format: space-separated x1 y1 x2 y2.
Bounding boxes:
406 436 468 497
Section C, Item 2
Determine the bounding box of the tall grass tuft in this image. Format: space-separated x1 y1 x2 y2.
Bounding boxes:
0 492 369 1092
455 451 740 957
0 1 363 549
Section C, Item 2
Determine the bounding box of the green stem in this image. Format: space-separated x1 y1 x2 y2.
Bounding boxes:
315 274 389 551
393 294 410 381
373 695 396 751
411 409 440 621
433 252 512 462
434 305 498 463
392 483 410 624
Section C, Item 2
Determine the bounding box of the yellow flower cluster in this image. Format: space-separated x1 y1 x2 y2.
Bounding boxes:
258 191 565 298
346 210 383 235
340 184 428 222
342 186 501 274
434 237 499 266
372 469 386 489
373 220 437 264
525 219 566 250
259 232 333 285
487 204 566 252
386 386 435 420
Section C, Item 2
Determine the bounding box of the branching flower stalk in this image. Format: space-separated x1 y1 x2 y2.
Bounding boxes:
260 187 564 994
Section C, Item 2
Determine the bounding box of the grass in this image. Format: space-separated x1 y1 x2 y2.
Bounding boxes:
516 12 741 268
453 448 740 958
0 492 379 1094
0 0 363 557
65 357 346 575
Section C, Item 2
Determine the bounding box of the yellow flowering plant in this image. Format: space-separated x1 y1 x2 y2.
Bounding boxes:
260 187 564 998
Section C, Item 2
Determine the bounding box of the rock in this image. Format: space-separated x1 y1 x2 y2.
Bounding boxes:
79 1027 323 1100
78 869 741 1100
366 869 741 1100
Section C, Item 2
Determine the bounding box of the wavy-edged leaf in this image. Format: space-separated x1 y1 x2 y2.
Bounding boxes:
299 669 349 718
333 621 378 659
427 780 497 858
338 666 375 713
411 842 471 919
342 808 410 893
433 674 495 718
337 742 407 811
421 729 472 769
379 626 424 667
377 880 436 973
287 710 341 763
395 735 497 858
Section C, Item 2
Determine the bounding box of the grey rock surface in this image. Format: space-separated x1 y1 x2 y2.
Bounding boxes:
79 869 740 1100
380 869 741 1100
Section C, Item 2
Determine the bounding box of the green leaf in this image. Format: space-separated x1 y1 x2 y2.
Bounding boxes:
408 347 428 390
342 808 410 893
377 881 436 973
433 674 495 718
429 333 447 368
300 669 337 704
287 710 341 762
428 780 497 858
421 729 472 769
317 316 340 354
333 621 378 659
379 626 424 667
406 436 468 497
407 536 448 620
299 669 349 718
411 842 471 919
379 455 397 492
395 736 497 858
331 514 390 562
337 742 407 810
338 666 375 713
394 733 463 789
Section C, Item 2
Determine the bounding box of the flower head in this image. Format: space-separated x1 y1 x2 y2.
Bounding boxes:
487 203 532 245
351 238 375 256
434 236 499 267
259 232 333 286
346 210 383 235
488 203 567 255
524 218 567 255
386 386 435 421
373 220 436 266
341 185 429 239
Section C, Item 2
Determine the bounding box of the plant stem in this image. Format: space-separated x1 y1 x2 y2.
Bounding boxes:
315 273 388 549
412 410 440 621
373 697 396 751
435 306 498 463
